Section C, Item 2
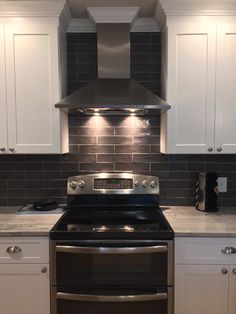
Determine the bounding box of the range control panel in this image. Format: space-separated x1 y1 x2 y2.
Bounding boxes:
67 173 160 195
94 178 133 190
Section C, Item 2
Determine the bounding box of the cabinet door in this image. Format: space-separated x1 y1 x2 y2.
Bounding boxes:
175 264 228 314
5 23 62 154
215 24 236 153
0 263 50 314
162 24 216 154
229 265 236 314
0 24 7 153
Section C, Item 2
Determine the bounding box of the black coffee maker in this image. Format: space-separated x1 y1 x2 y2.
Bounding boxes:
196 172 218 212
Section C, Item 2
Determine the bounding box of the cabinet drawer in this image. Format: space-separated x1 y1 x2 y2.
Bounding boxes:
175 237 236 265
0 237 49 263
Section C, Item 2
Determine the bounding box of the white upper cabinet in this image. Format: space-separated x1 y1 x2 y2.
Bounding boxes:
162 24 216 154
0 23 7 153
215 24 236 154
0 1 70 154
158 2 236 154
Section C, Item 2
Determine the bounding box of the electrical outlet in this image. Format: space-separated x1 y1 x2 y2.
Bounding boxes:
217 177 227 193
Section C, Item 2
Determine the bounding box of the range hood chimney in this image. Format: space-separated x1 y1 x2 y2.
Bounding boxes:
55 7 171 115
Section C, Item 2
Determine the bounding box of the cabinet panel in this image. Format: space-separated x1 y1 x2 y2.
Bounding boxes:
175 264 229 314
0 24 7 152
0 237 49 263
175 237 236 265
163 24 216 153
0 263 50 314
229 265 236 314
5 23 63 153
215 24 236 153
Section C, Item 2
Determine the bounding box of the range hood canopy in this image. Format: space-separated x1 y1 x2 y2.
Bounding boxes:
55 6 170 115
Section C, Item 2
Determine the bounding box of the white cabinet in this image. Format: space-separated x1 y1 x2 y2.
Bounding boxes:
0 23 8 153
161 20 236 154
175 264 228 314
0 1 70 154
215 24 236 154
0 237 50 314
175 237 236 314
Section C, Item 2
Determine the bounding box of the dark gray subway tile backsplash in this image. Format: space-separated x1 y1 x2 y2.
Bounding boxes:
1 32 236 207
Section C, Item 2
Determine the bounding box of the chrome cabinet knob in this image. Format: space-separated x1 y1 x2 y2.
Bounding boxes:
217 147 222 152
208 147 213 152
78 180 85 188
6 246 22 254
222 268 228 275
69 181 77 190
221 247 236 255
9 148 15 152
0 147 6 152
232 268 236 275
41 267 47 273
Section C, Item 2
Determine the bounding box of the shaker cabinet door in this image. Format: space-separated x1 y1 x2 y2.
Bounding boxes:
229 265 236 314
162 24 216 154
4 23 62 154
175 264 229 314
0 263 50 314
0 23 7 153
215 24 236 154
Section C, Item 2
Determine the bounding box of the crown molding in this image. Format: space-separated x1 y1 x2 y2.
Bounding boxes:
158 0 236 16
0 1 68 18
67 18 159 33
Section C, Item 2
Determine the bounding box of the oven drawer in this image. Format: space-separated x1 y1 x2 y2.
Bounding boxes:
52 287 173 314
52 241 173 287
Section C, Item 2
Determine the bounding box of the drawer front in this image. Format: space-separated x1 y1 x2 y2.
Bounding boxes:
175 237 236 265
0 237 49 263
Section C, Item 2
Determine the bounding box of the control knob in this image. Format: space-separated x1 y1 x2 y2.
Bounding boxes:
69 181 77 190
78 180 85 188
142 180 148 188
150 181 156 188
134 181 140 187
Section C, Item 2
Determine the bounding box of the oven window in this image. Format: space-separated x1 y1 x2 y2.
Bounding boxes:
56 243 168 287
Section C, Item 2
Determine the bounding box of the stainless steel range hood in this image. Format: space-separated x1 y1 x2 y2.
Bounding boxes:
55 7 171 115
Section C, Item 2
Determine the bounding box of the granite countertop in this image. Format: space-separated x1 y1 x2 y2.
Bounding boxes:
1 206 236 238
0 206 63 236
162 206 236 237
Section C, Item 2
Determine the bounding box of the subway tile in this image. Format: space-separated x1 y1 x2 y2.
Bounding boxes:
44 180 67 189
134 135 160 145
79 145 114 154
80 163 114 172
69 136 96 145
8 180 43 189
134 154 168 163
98 136 132 145
115 145 150 154
97 154 132 163
115 163 150 172
78 127 114 136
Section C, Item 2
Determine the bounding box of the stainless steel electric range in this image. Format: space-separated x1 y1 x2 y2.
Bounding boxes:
50 173 174 314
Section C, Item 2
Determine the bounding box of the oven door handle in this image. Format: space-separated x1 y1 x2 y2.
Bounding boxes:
56 245 168 254
57 292 167 302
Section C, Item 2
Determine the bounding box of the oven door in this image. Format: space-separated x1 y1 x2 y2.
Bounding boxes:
51 240 173 287
52 287 173 314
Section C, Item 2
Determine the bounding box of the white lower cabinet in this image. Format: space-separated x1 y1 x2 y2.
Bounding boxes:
175 264 229 314
0 237 50 314
0 264 50 314
175 237 236 314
